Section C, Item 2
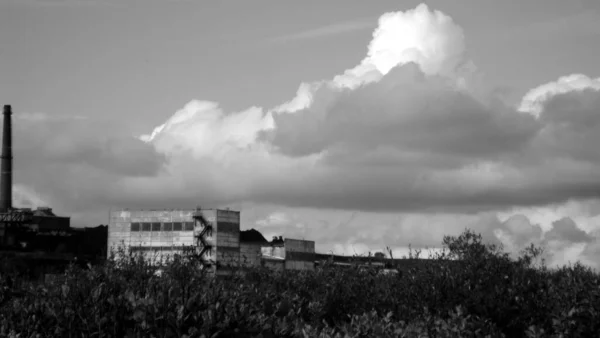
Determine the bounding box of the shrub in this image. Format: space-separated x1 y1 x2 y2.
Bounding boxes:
0 229 598 337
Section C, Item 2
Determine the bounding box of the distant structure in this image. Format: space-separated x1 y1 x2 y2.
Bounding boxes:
1 105 12 212
107 208 316 275
0 105 107 281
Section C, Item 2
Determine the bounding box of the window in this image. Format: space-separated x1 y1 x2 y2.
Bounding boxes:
141 223 151 232
151 223 161 232
162 222 173 231
130 223 140 232
184 222 194 231
172 222 182 231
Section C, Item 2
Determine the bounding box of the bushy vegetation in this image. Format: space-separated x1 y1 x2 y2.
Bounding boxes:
1 229 599 337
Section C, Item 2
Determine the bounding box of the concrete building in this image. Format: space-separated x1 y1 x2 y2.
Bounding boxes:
108 208 238 274
107 208 316 275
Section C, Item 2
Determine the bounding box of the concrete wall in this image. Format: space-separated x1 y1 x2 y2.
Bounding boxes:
108 209 219 263
284 238 315 271
261 246 285 259
215 209 240 268
263 258 285 271
240 242 262 267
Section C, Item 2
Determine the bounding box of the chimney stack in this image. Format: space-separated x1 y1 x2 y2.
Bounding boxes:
1 105 12 212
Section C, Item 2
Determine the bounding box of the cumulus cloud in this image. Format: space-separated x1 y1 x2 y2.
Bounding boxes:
544 218 594 243
518 74 600 117
133 3 600 215
341 4 466 79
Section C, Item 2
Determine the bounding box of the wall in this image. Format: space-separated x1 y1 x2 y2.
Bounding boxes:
261 246 285 259
32 216 70 231
284 238 315 271
262 258 285 271
107 209 218 263
215 209 240 268
239 242 262 267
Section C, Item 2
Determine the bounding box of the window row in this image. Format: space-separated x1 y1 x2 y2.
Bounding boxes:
130 222 195 232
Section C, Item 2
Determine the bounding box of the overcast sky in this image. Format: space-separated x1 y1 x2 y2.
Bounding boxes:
1 0 600 268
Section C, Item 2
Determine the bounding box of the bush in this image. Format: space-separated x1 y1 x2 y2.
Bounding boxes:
1 229 599 337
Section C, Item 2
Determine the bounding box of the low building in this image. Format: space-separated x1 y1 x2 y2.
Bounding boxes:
0 207 107 281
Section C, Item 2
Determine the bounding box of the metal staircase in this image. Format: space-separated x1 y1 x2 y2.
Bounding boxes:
192 207 214 270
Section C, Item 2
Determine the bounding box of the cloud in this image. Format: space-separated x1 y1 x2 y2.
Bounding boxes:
346 4 467 78
12 113 166 221
544 218 594 243
12 184 50 209
264 65 537 159
133 3 600 215
267 18 375 43
518 74 600 117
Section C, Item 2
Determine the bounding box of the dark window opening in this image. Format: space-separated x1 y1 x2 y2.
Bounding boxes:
173 222 182 231
151 223 161 231
130 223 140 232
162 222 173 231
184 222 194 231
141 223 151 232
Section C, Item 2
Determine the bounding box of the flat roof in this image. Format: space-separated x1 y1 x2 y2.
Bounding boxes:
109 208 239 212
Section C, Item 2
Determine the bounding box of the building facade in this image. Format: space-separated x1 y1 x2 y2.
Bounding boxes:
108 208 239 274
107 208 315 274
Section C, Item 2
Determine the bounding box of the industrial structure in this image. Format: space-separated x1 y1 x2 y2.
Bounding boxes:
107 208 316 274
0 105 107 281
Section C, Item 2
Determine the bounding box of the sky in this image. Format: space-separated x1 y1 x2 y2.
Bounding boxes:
1 0 600 268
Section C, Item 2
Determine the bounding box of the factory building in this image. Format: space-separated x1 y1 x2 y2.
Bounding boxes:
0 105 107 281
108 208 315 274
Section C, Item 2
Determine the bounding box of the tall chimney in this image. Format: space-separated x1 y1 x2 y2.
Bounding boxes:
0 105 12 212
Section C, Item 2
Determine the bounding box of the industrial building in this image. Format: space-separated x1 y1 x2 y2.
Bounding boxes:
0 105 107 281
107 208 316 274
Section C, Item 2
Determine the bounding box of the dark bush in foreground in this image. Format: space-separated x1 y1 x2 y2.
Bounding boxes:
1 229 599 337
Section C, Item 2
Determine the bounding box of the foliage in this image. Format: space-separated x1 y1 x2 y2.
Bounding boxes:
1 229 599 337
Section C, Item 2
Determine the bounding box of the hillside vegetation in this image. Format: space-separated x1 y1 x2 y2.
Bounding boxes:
1 229 599 337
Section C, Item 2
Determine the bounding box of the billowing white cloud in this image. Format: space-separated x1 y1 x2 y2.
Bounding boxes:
340 4 466 81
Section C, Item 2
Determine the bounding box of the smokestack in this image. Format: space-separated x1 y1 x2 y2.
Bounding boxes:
1 105 12 212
